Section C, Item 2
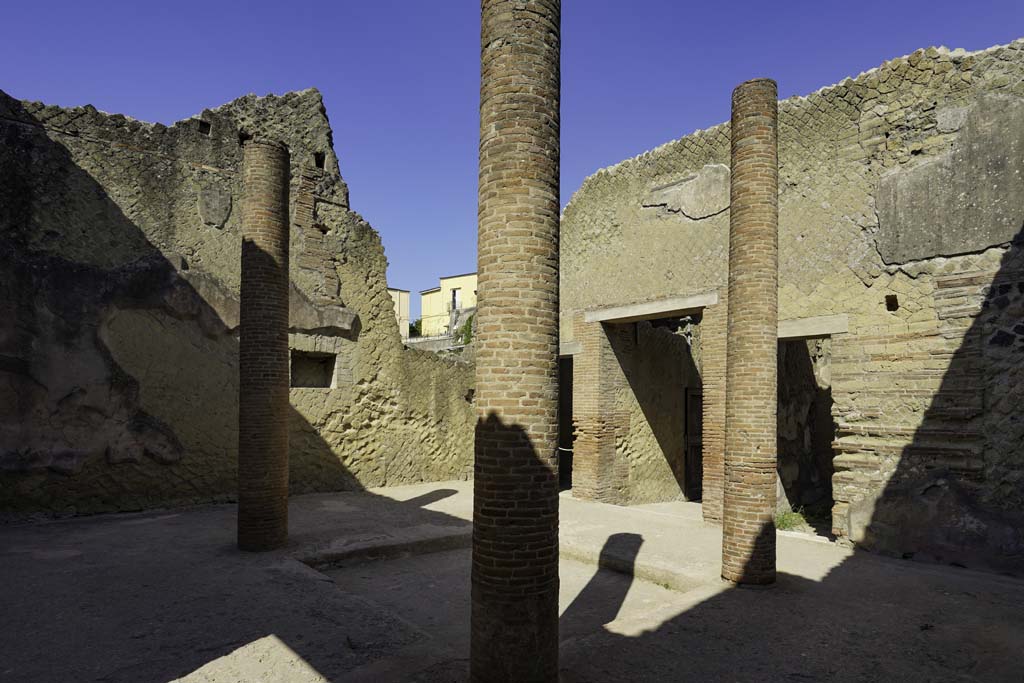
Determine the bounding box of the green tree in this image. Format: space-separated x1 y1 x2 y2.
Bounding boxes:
459 314 475 346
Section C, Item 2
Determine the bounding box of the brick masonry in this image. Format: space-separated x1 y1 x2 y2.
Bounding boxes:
560 40 1024 570
238 140 291 551
572 318 630 503
721 79 779 585
472 0 561 680
700 295 728 523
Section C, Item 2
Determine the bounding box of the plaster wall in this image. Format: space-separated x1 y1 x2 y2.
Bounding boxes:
439 273 478 315
420 288 446 336
388 289 411 340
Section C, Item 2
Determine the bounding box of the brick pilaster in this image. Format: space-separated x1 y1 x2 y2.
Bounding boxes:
700 293 727 523
721 79 779 585
237 139 291 552
472 1 561 680
572 319 630 503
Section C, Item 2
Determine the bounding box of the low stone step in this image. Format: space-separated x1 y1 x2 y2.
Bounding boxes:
293 523 472 570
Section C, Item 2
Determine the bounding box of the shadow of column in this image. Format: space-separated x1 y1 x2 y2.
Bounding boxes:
851 230 1024 573
560 532 643 637
471 412 559 682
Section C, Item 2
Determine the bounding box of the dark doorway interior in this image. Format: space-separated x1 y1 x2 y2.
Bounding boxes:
290 350 336 388
684 388 703 501
777 338 836 534
558 356 574 490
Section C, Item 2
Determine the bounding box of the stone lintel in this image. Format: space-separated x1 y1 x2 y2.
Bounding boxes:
559 341 582 357
288 283 356 334
583 291 719 324
778 314 848 340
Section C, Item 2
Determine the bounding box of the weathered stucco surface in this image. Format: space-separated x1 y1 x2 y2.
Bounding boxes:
561 40 1024 570
616 322 700 504
0 89 473 514
875 93 1024 264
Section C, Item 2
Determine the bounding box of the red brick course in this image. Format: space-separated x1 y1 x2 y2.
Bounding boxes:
721 79 779 585
472 0 561 680
237 140 291 552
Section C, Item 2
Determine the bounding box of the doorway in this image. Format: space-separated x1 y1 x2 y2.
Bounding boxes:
558 356 574 490
777 337 836 536
684 388 703 501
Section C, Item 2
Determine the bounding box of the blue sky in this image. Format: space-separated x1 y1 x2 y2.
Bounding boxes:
3 1 1022 319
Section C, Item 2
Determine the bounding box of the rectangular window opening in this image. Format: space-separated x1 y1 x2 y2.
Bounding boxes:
314 152 326 170
198 119 212 136
290 350 336 388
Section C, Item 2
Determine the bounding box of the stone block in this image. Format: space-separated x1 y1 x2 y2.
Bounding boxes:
876 94 1024 264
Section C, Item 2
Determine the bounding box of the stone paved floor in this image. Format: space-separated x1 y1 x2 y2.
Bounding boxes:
2 481 1022 682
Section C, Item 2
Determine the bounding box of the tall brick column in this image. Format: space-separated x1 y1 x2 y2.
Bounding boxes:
238 139 291 552
472 1 560 680
721 79 779 585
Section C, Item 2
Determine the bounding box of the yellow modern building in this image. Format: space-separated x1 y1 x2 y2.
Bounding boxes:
419 272 477 337
387 288 410 340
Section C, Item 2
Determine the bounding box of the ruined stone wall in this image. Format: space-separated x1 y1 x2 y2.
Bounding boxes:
0 89 474 515
561 40 1024 570
288 209 475 491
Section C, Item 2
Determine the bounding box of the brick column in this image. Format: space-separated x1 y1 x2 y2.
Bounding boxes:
721 79 779 585
473 1 560 680
238 139 291 552
572 319 629 503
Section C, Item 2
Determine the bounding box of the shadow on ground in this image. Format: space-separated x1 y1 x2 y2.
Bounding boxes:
4 479 1024 681
0 487 471 682
552 224 1024 681
0 90 450 682
557 530 1024 682
2 91 1023 682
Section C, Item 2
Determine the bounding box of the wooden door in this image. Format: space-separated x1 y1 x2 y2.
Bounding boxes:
684 388 703 500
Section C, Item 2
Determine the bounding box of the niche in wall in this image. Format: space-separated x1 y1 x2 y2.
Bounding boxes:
290 350 336 388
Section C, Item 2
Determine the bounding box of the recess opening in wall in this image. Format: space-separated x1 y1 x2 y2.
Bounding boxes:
314 152 326 170
198 120 211 136
885 294 899 311
290 350 336 388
